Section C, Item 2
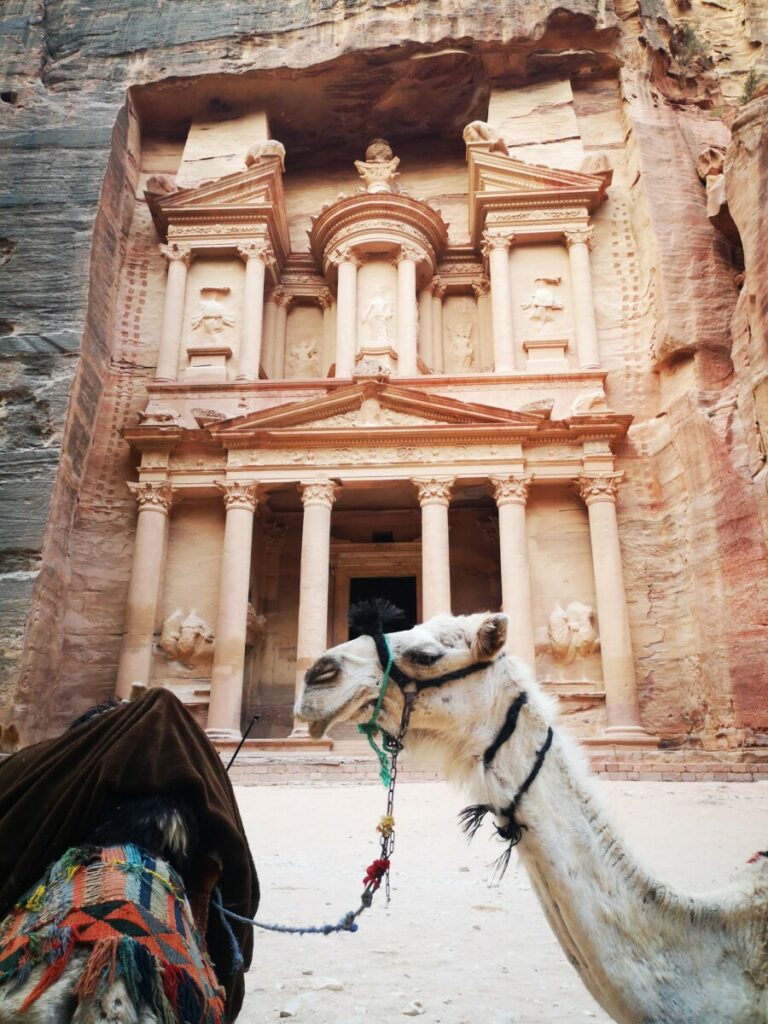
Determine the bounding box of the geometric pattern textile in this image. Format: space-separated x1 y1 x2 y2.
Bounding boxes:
0 844 225 1023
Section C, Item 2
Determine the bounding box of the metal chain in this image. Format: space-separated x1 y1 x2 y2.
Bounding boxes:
379 688 416 902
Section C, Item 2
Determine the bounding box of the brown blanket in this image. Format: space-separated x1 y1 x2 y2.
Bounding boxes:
0 687 258 1020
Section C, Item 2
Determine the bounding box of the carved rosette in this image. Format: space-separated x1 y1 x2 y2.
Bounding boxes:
237 240 276 269
299 480 338 510
490 475 530 507
413 477 455 507
481 232 513 258
577 473 622 505
159 242 193 266
216 480 261 512
564 228 595 251
128 481 175 514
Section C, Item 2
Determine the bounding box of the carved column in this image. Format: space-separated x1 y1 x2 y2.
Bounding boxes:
418 285 434 368
236 241 274 381
261 290 278 378
116 482 175 697
318 288 334 377
272 289 292 379
473 278 491 369
292 481 338 737
482 232 516 373
578 474 649 737
566 228 600 369
332 248 361 378
413 477 454 619
431 279 445 372
207 482 261 740
156 243 193 381
396 246 420 377
491 475 535 666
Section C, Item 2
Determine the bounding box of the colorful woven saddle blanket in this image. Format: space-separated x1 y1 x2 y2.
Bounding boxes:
0 844 225 1023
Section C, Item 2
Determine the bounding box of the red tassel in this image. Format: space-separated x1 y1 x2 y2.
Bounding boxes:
362 858 391 890
19 935 75 1012
161 962 184 1011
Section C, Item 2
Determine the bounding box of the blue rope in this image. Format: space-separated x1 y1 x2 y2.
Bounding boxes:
212 889 360 941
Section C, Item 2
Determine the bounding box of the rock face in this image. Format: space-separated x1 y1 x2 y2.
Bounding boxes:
1 0 767 749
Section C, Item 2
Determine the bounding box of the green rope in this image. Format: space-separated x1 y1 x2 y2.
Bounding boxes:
357 645 394 786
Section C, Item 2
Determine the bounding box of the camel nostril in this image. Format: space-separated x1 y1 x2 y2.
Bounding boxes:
305 656 340 687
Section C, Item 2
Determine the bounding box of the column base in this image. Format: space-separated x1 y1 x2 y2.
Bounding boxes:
205 727 242 742
579 361 601 370
582 725 659 749
235 373 258 383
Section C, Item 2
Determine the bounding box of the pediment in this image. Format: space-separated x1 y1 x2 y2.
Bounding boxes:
209 382 549 444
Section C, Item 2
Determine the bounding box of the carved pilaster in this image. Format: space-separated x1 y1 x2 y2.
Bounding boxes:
413 477 455 507
490 475 530 507
577 473 622 505
564 227 595 251
127 481 175 513
216 480 261 512
160 242 193 266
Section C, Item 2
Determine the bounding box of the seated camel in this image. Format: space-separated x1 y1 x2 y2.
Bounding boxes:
296 610 768 1024
0 689 258 1023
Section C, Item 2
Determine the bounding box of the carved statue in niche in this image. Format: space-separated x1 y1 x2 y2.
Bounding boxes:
191 287 235 344
535 600 600 681
362 288 394 345
522 277 564 332
246 604 267 649
159 609 214 668
286 337 320 377
355 138 401 194
462 121 509 156
446 300 476 369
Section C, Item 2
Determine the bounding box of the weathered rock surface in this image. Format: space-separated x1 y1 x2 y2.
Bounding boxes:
1 0 767 747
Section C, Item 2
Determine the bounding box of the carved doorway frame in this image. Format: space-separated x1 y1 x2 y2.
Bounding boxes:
330 541 422 646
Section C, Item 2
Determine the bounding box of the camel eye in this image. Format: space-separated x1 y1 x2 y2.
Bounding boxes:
404 645 444 667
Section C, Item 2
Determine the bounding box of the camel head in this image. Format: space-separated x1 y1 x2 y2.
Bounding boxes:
295 611 512 748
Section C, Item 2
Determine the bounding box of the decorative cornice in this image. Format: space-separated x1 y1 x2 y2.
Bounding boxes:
565 227 595 251
237 241 276 267
490 475 530 507
128 481 175 513
577 472 622 505
216 480 261 512
299 480 338 509
159 242 193 266
412 476 455 506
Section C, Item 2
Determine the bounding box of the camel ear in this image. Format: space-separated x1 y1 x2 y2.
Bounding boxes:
472 613 508 659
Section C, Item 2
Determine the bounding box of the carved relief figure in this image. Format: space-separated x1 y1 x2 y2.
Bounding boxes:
286 337 320 377
447 320 475 369
542 600 600 666
191 288 235 344
355 138 401 194
159 609 214 668
522 276 564 331
362 288 394 345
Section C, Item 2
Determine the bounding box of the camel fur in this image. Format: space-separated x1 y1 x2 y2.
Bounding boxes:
295 611 768 1024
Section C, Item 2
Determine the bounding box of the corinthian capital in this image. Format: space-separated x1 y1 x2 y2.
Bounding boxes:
317 288 334 311
216 480 261 512
327 246 363 269
272 287 294 310
159 242 193 266
237 240 276 268
395 245 422 266
565 227 595 251
299 480 338 509
413 477 455 507
472 278 490 298
490 475 530 507
481 232 513 257
577 473 622 505
128 481 175 513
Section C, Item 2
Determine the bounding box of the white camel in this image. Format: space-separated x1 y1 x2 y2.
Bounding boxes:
296 611 768 1024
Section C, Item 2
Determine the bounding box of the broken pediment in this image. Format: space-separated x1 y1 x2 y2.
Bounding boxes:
146 161 290 262
467 149 611 247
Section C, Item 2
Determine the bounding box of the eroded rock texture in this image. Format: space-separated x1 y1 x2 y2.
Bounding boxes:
1 0 767 748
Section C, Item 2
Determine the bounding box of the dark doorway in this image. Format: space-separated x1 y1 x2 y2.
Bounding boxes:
348 576 418 639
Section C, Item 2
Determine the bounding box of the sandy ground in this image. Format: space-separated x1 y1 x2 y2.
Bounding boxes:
236 780 768 1024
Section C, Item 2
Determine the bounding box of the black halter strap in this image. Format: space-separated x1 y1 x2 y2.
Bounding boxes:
371 631 494 693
